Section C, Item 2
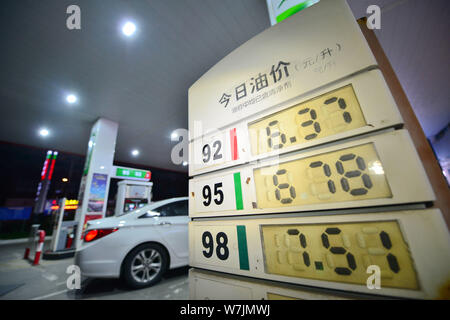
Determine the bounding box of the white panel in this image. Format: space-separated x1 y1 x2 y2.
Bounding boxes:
189 70 403 176
189 130 434 218
189 209 450 299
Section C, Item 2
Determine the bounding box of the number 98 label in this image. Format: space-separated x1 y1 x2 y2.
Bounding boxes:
193 225 249 271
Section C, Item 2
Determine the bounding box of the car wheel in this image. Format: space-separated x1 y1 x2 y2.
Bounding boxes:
122 243 168 289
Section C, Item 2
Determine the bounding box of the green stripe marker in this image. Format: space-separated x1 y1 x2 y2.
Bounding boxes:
233 172 244 210
276 0 319 23
236 225 249 270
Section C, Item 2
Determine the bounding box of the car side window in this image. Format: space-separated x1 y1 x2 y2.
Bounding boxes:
138 204 168 218
170 200 188 216
155 203 173 217
139 200 188 218
155 200 188 217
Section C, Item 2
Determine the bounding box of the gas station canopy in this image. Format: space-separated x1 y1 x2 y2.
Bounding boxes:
0 0 448 172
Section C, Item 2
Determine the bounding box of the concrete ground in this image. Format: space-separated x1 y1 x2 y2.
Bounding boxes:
0 240 189 300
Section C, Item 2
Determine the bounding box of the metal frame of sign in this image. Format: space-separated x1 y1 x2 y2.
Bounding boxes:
189 69 403 176
189 129 434 218
189 209 450 299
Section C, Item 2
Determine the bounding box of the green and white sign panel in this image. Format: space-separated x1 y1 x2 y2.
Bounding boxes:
112 166 151 181
266 0 320 25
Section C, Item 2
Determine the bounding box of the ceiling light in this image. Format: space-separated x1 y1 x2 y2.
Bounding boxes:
122 22 136 36
66 94 77 104
131 149 139 157
182 161 188 166
62 178 69 182
171 131 178 139
39 128 49 137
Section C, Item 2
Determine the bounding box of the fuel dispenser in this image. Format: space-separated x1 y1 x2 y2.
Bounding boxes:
43 198 79 259
114 180 153 216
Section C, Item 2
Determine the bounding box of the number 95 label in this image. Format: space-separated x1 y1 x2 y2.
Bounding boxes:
192 174 240 213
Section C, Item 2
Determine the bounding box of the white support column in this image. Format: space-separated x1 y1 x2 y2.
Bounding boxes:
74 118 118 248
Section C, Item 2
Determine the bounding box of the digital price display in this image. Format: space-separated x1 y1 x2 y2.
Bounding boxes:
261 221 417 289
254 143 392 208
189 209 450 299
189 268 356 300
189 130 434 218
189 70 402 176
248 84 366 155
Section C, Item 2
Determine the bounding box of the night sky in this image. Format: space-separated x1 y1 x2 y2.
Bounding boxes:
0 141 188 209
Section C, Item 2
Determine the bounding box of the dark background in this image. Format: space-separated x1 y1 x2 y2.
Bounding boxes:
0 140 188 238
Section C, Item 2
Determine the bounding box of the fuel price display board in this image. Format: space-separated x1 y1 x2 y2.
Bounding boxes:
189 130 434 218
187 0 448 301
189 209 450 299
189 70 402 176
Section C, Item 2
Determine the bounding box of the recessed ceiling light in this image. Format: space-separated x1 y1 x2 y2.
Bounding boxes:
62 178 69 182
131 149 139 157
39 128 49 137
122 22 136 36
66 94 77 104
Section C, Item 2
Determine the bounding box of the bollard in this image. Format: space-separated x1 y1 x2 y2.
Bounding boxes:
24 224 39 260
33 230 46 266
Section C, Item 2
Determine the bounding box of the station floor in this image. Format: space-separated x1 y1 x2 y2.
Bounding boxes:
0 241 189 300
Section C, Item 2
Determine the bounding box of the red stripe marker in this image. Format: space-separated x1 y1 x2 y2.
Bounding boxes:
230 128 239 161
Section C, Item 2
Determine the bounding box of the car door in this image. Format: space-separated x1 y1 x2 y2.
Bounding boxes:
152 200 189 260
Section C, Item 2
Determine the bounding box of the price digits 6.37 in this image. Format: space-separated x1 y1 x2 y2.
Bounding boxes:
266 96 352 151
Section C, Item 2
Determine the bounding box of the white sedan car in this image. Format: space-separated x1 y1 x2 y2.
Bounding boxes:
75 197 189 288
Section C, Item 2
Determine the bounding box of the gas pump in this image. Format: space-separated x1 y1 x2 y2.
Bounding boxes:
43 198 79 259
114 180 153 216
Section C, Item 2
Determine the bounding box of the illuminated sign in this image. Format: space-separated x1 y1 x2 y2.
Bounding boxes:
51 199 79 210
189 209 450 299
189 130 434 218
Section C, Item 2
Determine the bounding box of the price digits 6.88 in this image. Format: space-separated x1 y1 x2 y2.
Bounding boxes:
271 152 373 205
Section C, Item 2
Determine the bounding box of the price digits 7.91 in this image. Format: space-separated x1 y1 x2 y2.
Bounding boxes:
262 221 418 289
